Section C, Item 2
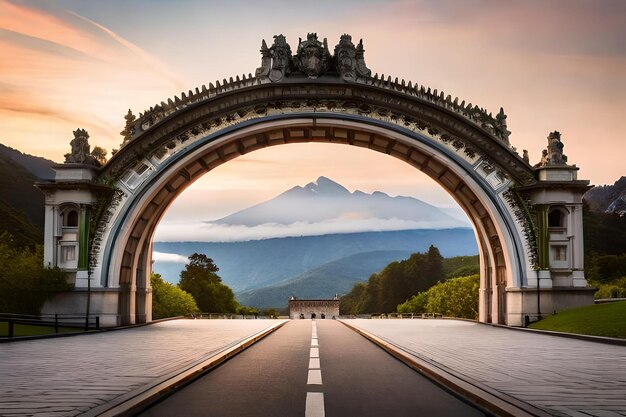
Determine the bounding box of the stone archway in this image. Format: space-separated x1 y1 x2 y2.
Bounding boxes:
39 33 594 327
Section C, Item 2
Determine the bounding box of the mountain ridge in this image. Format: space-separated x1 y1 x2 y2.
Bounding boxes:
211 176 467 229
153 228 478 291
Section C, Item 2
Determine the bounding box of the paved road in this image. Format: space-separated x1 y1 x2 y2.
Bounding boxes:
139 319 486 417
344 319 626 417
0 320 286 416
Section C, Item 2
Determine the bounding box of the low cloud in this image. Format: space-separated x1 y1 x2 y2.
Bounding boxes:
154 217 470 242
152 252 189 263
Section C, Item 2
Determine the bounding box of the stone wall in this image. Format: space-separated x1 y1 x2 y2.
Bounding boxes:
289 299 340 320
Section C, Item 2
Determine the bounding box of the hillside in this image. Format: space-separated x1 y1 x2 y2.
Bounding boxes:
584 176 626 215
0 145 55 246
152 228 478 291
236 250 413 308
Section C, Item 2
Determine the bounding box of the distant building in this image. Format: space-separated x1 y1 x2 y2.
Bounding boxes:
289 296 340 319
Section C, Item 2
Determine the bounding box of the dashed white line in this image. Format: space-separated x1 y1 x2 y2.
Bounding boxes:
307 369 323 384
309 357 320 369
311 338 319 347
310 347 319 358
305 392 325 417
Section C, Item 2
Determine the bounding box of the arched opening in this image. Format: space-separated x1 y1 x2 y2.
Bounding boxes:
151 142 476 318
548 208 566 229
101 116 525 326
66 210 79 227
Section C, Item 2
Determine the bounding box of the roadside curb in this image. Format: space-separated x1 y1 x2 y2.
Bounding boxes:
79 320 289 417
340 320 552 417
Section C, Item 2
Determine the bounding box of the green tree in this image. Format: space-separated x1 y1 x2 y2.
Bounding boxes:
237 305 259 316
0 233 70 315
178 253 238 313
151 273 198 319
594 277 626 299
263 308 279 318
398 274 480 319
90 146 107 166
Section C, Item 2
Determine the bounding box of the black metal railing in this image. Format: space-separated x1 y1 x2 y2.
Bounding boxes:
0 313 100 338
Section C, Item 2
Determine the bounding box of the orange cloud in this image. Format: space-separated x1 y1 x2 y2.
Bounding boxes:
0 0 182 160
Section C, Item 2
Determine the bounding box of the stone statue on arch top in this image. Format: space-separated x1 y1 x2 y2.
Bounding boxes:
64 128 100 166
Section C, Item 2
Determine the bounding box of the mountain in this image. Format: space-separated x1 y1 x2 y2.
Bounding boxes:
212 176 466 228
236 250 413 308
0 144 55 246
584 176 626 216
152 228 478 291
0 144 55 180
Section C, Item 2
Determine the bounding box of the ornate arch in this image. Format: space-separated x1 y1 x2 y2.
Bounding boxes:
44 33 595 327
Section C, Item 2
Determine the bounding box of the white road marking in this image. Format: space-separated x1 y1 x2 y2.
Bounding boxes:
311 338 319 347
307 369 323 384
309 357 320 369
305 392 325 417
310 347 319 358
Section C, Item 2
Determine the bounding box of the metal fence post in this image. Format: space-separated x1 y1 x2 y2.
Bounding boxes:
8 320 14 338
96 316 100 330
55 313 59 334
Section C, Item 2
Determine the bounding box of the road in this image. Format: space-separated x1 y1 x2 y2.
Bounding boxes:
138 319 486 417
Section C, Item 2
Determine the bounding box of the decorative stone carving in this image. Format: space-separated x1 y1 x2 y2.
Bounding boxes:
64 129 99 166
536 131 568 167
256 34 293 82
334 34 371 81
494 107 511 143
296 33 331 78
522 149 530 164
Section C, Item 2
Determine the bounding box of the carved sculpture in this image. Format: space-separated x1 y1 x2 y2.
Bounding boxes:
334 34 371 81
255 34 293 82
257 33 370 82
535 131 568 167
64 129 99 166
494 107 511 143
296 33 331 78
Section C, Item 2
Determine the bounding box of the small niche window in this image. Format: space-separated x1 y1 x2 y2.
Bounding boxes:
66 210 79 227
548 209 564 228
61 245 76 262
553 245 567 261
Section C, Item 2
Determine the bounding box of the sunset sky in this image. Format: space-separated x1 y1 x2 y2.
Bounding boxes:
1 0 625 240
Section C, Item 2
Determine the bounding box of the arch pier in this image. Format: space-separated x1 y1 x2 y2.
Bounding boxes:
38 33 594 327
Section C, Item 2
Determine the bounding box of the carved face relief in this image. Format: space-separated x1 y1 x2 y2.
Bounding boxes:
298 45 328 78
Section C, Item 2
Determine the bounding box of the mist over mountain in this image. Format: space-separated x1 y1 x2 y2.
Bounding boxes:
213 176 466 228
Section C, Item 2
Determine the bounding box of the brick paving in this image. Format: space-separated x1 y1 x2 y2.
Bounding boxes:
342 319 626 417
0 319 286 417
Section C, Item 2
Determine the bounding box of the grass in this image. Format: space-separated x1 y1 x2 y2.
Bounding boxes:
529 301 626 339
0 322 82 337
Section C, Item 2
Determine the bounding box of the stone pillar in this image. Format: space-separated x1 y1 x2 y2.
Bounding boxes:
515 131 594 319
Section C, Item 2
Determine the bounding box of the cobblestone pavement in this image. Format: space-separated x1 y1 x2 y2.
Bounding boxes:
0 319 286 417
342 319 626 417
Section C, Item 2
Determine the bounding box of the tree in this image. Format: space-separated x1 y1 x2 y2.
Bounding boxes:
341 247 445 314
178 253 237 313
398 274 480 319
151 273 198 319
120 109 136 146
90 146 107 166
0 233 70 315
263 308 279 318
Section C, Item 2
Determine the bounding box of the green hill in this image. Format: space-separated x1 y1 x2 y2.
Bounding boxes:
236 250 413 308
0 144 55 246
